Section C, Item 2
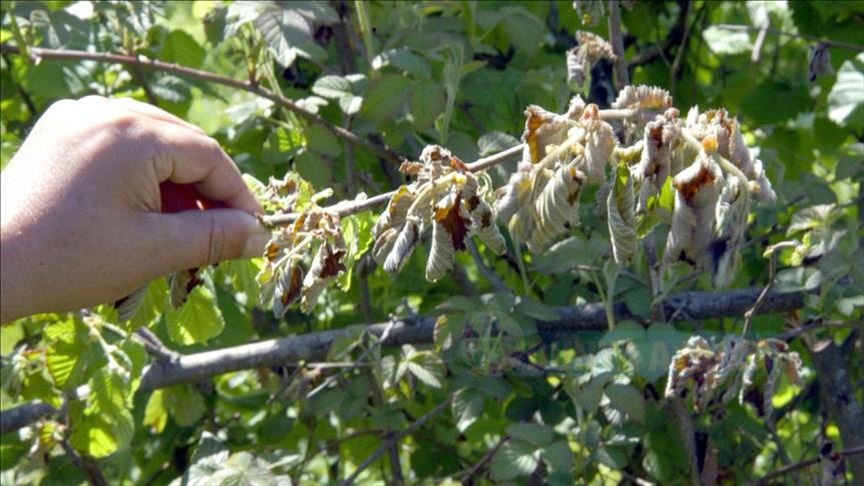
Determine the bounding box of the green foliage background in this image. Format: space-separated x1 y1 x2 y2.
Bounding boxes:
1 1 862 484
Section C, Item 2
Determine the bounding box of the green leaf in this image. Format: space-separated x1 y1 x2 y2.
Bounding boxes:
787 204 836 235
45 317 92 390
564 377 607 414
372 48 431 78
490 440 540 481
294 151 332 188
477 131 520 156
70 368 136 457
338 211 374 291
604 383 645 423
189 451 278 485
163 29 205 68
165 284 225 345
500 7 547 57
827 53 864 129
46 339 88 390
312 74 352 99
506 422 553 447
405 351 444 388
741 80 810 125
190 431 229 464
360 74 411 121
88 368 132 414
165 385 207 426
0 439 28 472
128 277 169 330
29 9 87 48
453 387 485 432
702 26 752 55
219 259 264 306
408 80 446 130
143 390 168 434
305 123 342 158
150 74 192 104
253 3 328 66
515 296 560 322
70 408 135 458
543 440 574 473
835 295 864 317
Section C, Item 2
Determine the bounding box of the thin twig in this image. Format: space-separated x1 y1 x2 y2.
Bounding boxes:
0 44 405 164
60 439 109 486
458 435 510 483
342 395 453 485
714 24 864 52
134 327 179 362
743 245 781 336
262 144 524 225
755 445 864 485
669 0 695 93
775 319 851 342
1 51 37 115
467 240 508 293
306 319 398 400
607 0 630 90
751 20 770 63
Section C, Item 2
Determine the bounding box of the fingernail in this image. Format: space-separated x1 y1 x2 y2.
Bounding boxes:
242 227 272 259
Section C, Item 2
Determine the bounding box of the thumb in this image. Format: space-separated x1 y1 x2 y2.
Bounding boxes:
149 209 271 271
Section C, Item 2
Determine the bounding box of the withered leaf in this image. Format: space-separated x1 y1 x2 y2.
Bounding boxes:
433 194 470 251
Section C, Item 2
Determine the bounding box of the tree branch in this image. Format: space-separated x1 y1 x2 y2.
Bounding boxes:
1 287 807 435
0 43 405 165
807 339 864 479
755 445 864 485
261 143 525 226
60 439 109 486
342 396 453 485
459 435 510 483
713 24 864 52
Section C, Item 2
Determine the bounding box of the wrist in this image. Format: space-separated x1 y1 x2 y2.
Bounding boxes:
0 217 32 323
1 174 36 323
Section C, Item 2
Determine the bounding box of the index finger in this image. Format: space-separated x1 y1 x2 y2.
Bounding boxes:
144 118 260 215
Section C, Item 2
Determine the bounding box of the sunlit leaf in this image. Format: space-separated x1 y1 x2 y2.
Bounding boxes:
165 284 225 345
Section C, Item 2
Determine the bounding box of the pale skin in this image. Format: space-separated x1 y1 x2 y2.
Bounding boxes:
0 96 270 323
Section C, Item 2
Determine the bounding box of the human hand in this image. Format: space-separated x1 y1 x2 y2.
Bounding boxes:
0 96 269 322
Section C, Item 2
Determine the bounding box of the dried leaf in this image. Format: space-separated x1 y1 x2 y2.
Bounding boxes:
575 105 616 182
372 227 399 265
301 243 346 312
635 114 680 212
528 164 586 250
115 285 148 322
664 154 723 266
383 216 421 273
169 268 202 309
522 105 575 164
607 164 637 264
469 199 506 255
494 168 533 224
710 177 749 288
808 42 833 82
373 185 416 238
273 266 304 318
433 191 471 252
426 220 456 282
566 31 616 92
685 109 776 203
611 85 673 112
